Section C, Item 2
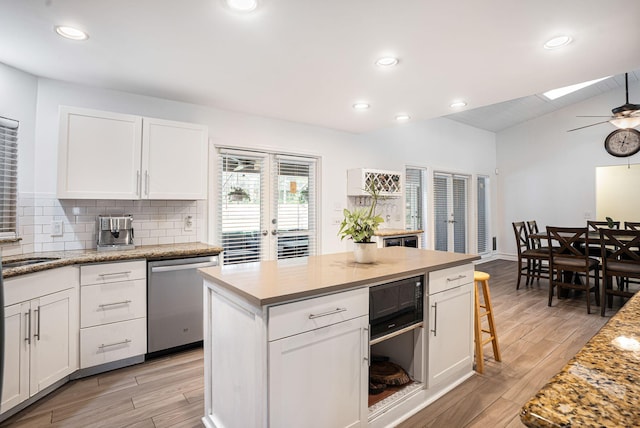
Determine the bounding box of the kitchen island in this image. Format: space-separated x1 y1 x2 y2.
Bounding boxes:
520 290 640 427
199 247 479 428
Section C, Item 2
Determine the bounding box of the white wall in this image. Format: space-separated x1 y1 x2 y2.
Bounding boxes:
3 65 498 256
0 63 37 193
496 80 640 257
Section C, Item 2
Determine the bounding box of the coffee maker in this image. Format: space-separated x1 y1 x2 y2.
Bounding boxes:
97 215 135 251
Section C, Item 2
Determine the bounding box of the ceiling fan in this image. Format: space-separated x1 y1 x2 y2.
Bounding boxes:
568 72 640 132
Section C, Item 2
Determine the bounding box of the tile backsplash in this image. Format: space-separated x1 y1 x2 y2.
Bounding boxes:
1 194 206 257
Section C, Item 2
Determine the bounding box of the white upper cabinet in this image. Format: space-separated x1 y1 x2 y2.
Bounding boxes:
142 117 208 200
57 106 208 200
58 107 142 199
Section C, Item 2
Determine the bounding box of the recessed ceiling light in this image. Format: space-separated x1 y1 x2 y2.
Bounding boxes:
395 114 411 121
54 25 89 41
375 57 399 67
449 101 467 108
543 35 572 50
352 103 370 110
226 0 257 12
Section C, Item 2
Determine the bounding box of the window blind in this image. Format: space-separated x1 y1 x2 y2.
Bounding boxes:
477 176 489 254
0 116 19 239
405 167 426 247
273 156 317 259
452 176 467 253
434 172 468 253
217 151 265 265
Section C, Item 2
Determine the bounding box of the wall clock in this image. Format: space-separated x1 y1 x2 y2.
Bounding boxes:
604 128 640 157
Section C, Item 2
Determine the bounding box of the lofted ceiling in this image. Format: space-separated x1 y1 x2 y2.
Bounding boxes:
1 0 640 134
446 71 640 132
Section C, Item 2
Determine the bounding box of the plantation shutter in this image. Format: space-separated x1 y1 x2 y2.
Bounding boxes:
0 116 19 239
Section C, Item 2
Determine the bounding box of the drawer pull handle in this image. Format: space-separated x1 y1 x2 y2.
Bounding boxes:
98 339 132 350
308 307 347 319
98 300 132 309
98 271 132 277
446 274 467 282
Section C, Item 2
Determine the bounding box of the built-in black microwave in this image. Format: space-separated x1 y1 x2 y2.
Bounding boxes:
369 275 424 340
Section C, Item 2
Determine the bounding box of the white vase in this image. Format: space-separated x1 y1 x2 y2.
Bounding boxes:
353 242 377 264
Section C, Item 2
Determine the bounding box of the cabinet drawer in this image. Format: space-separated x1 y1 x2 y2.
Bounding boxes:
80 260 146 286
268 287 368 341
80 318 146 369
429 264 474 295
80 279 146 328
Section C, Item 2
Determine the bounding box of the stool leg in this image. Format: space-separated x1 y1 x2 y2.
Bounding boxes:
474 281 484 374
482 280 501 362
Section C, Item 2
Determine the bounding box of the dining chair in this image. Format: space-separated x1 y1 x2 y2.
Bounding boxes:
625 221 640 231
526 220 553 279
587 220 621 231
547 227 600 314
513 221 549 289
599 229 640 316
585 220 620 257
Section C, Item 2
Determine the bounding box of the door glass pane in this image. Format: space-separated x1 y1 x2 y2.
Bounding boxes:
219 153 264 265
477 176 489 254
433 175 448 251
452 176 467 253
405 167 426 248
274 158 316 259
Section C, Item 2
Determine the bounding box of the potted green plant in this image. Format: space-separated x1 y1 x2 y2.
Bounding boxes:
228 187 250 202
338 184 384 263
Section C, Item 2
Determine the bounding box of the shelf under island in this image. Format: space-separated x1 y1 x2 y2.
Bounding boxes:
198 247 479 428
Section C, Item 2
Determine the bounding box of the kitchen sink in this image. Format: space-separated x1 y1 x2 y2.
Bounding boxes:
3 257 60 268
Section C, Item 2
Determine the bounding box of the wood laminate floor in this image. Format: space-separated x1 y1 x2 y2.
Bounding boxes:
0 259 619 428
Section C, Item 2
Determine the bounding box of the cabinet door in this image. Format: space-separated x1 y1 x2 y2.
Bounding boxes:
142 117 208 200
268 315 369 428
57 106 143 199
428 283 473 387
1 302 30 413
30 289 78 395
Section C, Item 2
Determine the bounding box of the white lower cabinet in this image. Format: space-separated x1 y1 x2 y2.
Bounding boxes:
427 268 474 388
269 315 369 428
79 260 147 371
80 318 147 368
1 267 79 415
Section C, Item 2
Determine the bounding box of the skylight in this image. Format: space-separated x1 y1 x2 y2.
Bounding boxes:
542 76 611 100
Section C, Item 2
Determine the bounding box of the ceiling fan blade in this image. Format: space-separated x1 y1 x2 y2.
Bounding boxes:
567 120 612 132
576 115 613 118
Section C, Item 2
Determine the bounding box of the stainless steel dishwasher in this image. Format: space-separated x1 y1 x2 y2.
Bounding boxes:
147 255 218 356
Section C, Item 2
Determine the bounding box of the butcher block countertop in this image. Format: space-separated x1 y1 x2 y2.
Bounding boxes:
2 242 223 278
520 290 640 427
199 246 478 307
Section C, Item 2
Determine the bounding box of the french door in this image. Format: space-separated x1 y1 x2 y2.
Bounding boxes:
434 172 468 253
217 149 318 264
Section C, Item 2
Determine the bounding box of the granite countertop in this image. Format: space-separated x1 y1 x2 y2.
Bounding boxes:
2 242 223 279
374 229 424 237
521 291 640 427
199 246 478 307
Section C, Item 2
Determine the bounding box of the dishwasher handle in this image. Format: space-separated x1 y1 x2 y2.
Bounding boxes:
150 261 217 273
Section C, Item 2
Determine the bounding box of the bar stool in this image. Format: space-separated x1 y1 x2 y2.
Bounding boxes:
473 271 501 374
